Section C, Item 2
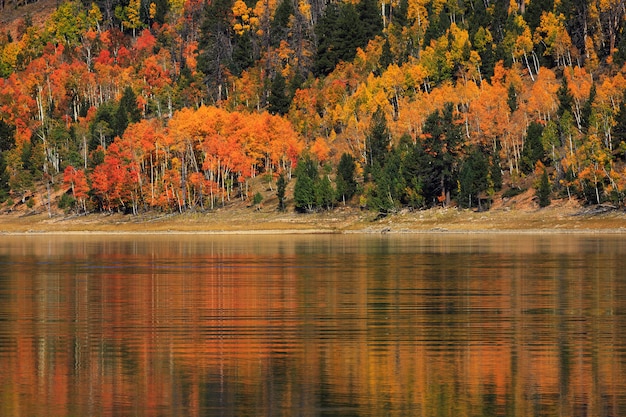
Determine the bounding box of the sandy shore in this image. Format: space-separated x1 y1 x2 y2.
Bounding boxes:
1 204 625 235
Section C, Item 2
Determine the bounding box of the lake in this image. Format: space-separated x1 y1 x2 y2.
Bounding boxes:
1 233 625 416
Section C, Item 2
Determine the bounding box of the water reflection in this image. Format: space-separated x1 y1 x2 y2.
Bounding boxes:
0 234 625 416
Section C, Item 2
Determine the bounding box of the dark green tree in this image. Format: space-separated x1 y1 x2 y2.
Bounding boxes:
367 149 404 214
420 103 463 206
0 120 15 202
293 155 317 212
536 168 551 207
313 0 382 76
268 72 290 115
458 146 489 209
271 0 294 47
611 89 626 158
277 173 287 211
580 83 596 132
198 0 234 103
335 152 357 204
379 37 393 70
230 31 254 77
521 121 545 174
366 106 391 168
556 76 574 118
315 174 334 210
507 83 518 113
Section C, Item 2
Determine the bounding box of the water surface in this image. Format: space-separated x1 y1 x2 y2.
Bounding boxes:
1 234 625 416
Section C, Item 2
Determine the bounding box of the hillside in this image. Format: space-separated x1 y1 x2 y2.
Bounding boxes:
2 0 626 224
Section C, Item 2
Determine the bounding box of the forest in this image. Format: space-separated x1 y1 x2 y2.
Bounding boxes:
2 0 626 215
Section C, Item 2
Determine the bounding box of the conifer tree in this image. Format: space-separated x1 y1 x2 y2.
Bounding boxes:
366 107 391 169
335 152 357 204
294 156 317 212
268 72 290 115
521 122 545 174
459 147 489 209
277 173 287 211
537 168 551 207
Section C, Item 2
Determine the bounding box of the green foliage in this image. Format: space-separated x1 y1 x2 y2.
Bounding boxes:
507 83 518 113
556 76 574 118
315 175 334 210
276 173 287 211
335 153 357 203
58 193 76 211
366 107 391 168
458 147 489 209
536 169 551 207
268 72 290 115
198 0 235 102
521 122 546 174
313 0 382 76
612 89 626 156
294 155 318 212
580 83 596 132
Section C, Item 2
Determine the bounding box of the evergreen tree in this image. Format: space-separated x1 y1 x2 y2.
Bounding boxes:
556 76 574 118
276 173 287 211
198 0 234 103
271 0 294 47
368 149 404 214
230 31 254 77
490 140 503 191
521 121 545 174
294 156 317 212
366 106 391 168
315 174 334 210
537 168 551 207
420 103 463 206
611 89 626 157
335 152 357 204
458 147 489 209
0 120 14 202
313 0 382 76
507 83 518 113
580 83 596 132
402 140 433 208
268 72 290 115
379 37 393 70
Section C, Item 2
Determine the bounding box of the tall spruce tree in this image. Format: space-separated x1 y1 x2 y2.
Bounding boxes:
521 121 545 174
294 155 318 212
335 152 357 204
458 147 489 209
268 72 290 115
366 107 391 169
537 168 551 207
276 173 287 211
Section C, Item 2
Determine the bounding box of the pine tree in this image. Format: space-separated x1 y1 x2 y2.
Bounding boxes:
580 83 596 132
507 83 518 113
277 173 287 211
366 107 391 168
537 168 551 207
315 174 334 210
294 156 317 212
198 0 234 103
268 72 290 115
335 152 357 204
556 76 574 118
458 147 489 209
521 121 545 174
611 89 626 157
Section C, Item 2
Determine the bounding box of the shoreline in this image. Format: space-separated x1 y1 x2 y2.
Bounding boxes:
1 205 626 235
